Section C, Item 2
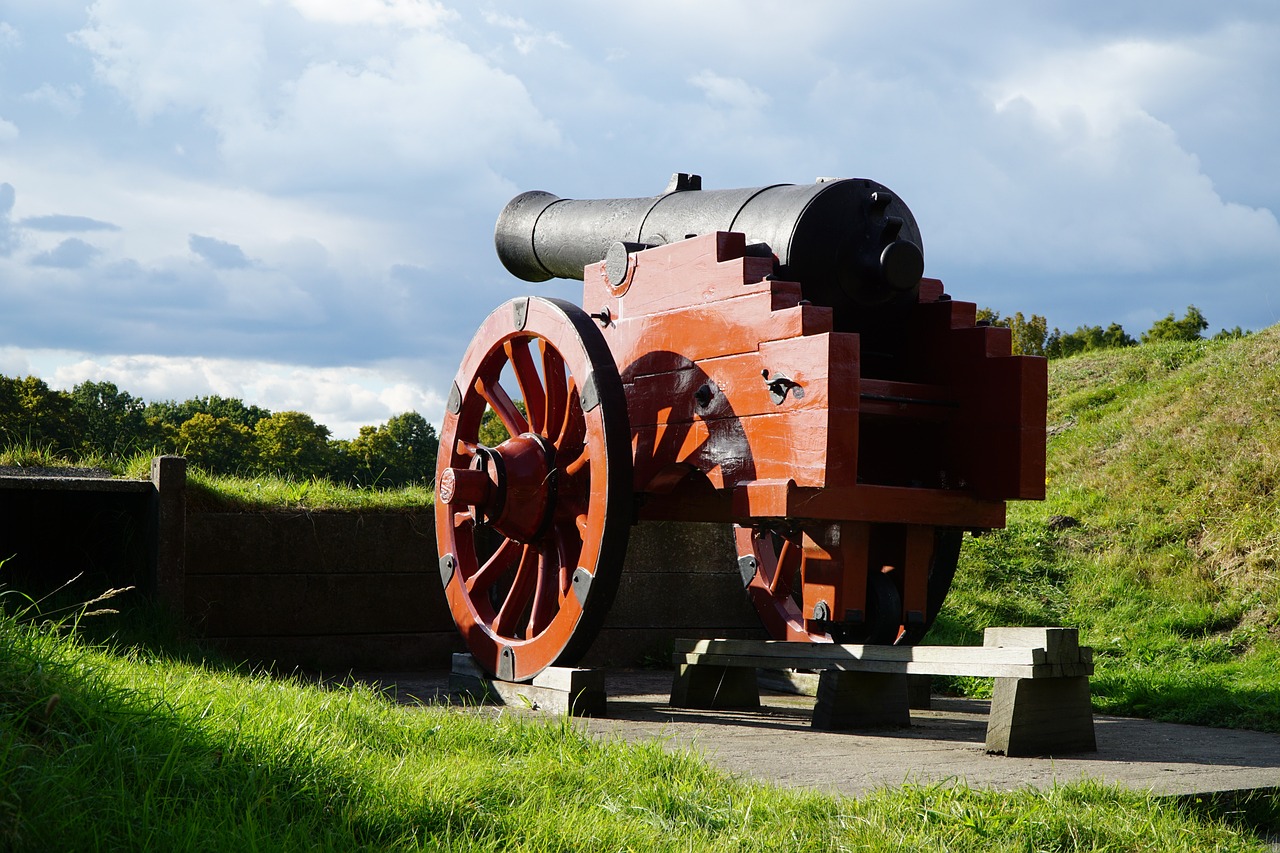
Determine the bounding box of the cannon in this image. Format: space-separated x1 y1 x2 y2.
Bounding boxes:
436 174 1047 682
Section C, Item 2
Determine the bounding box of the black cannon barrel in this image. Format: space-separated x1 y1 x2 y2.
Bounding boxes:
494 174 925 311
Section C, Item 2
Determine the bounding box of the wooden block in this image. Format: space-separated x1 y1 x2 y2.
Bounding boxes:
985 676 1096 756
669 664 760 710
812 671 910 730
984 627 1080 664
908 674 932 710
449 654 607 716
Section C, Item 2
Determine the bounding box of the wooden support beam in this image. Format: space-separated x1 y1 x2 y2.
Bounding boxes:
449 654 607 716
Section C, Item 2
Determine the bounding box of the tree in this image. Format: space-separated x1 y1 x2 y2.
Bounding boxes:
177 413 254 474
0 375 82 450
145 395 271 431
1141 305 1208 344
976 308 1049 356
253 411 334 479
339 411 439 487
71 380 149 453
1045 322 1136 359
385 411 438 482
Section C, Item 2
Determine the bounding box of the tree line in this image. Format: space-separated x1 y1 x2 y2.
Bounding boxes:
976 305 1248 358
0 377 437 488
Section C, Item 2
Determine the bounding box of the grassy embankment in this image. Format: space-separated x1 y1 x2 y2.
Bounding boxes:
2 328 1279 847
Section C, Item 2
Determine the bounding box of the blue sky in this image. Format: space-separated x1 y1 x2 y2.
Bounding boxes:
1 1 1277 436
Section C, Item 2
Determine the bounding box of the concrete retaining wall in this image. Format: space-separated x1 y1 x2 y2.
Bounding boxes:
185 512 766 672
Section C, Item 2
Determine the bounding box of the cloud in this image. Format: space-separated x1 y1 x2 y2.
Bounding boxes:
21 83 84 117
288 0 454 30
689 70 770 112
0 117 17 141
188 234 251 269
38 349 446 438
0 183 15 256
74 0 561 195
31 237 101 268
20 214 121 232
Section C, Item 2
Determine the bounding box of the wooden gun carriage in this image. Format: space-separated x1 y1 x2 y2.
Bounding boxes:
436 174 1046 682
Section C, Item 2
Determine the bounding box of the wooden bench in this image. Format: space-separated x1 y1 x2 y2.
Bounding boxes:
670 627 1095 757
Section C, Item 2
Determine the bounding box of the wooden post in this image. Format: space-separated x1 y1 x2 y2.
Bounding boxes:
983 627 1096 756
985 675 1096 756
670 663 761 710
812 670 911 730
150 456 186 616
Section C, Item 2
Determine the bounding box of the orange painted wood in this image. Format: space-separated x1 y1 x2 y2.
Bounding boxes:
582 232 776 318
731 479 1006 528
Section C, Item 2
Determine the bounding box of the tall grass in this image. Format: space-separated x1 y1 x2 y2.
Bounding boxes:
1 602 1271 851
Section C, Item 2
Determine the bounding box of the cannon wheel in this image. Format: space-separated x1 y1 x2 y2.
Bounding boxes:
436 297 631 682
735 524 963 644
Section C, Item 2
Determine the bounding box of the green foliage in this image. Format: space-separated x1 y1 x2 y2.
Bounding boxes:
0 607 1270 851
1142 305 1209 344
252 411 334 479
0 375 83 450
1045 322 1136 359
69 380 149 454
176 413 255 475
144 394 271 430
334 411 438 487
976 308 1049 356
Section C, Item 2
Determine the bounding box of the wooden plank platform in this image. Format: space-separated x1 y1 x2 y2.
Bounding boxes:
671 627 1096 757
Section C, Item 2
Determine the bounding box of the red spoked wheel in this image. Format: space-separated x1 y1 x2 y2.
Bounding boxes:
436 297 631 682
735 523 962 645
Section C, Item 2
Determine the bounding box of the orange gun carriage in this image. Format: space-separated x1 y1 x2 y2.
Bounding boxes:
436 174 1046 681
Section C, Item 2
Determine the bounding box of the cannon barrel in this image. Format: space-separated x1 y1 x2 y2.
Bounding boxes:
495 174 925 311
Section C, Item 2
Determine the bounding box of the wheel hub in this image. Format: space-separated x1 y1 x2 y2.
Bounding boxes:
441 433 556 544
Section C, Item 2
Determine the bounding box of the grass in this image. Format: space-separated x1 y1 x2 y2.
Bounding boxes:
932 328 1280 730
184 469 434 513
0 444 435 513
1 599 1274 851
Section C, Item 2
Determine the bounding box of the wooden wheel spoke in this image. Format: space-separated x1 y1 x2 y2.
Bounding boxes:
476 376 530 438
506 338 547 435
768 538 795 597
466 536 521 595
528 543 560 636
493 545 537 636
563 444 591 477
540 341 568 443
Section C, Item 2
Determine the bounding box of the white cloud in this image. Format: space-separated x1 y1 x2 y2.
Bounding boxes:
21 83 84 117
0 117 17 141
0 22 20 49
289 0 453 30
74 0 268 122
34 349 445 438
74 0 560 194
689 70 770 112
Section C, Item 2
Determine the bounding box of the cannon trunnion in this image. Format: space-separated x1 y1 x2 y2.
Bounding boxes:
438 175 1047 682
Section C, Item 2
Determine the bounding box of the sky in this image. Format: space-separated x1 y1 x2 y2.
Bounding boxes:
0 1 1277 438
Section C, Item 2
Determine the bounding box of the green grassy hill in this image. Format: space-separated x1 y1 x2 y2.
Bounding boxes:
935 327 1280 729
